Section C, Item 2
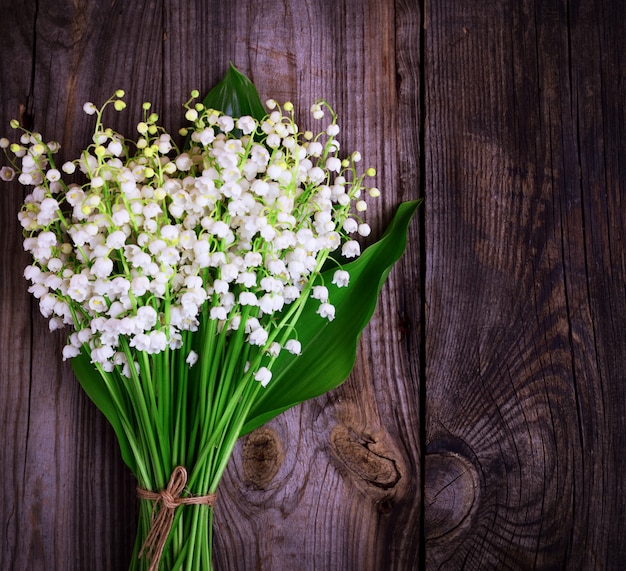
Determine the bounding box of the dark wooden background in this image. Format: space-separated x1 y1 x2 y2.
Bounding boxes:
1 0 624 569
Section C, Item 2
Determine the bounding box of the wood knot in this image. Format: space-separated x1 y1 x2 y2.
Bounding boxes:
424 451 479 542
242 427 284 488
330 425 401 494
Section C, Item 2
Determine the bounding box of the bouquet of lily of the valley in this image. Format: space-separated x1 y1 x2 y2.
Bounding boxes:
1 64 418 570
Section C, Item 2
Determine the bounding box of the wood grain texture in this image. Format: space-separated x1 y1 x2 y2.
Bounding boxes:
424 0 626 569
0 2 38 568
2 0 625 569
0 0 421 569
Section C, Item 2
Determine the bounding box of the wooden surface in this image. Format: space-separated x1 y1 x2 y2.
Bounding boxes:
0 0 624 569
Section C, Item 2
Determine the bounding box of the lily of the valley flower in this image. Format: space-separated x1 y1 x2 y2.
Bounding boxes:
2 91 380 384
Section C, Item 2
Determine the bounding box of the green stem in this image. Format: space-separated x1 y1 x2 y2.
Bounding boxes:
208 380 263 492
172 332 190 466
121 340 165 487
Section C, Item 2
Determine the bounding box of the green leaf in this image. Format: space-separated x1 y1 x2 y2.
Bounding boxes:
72 350 136 472
201 62 266 121
240 199 421 435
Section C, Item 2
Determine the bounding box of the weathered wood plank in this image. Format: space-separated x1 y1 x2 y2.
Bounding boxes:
0 0 422 569
424 0 626 568
562 1 626 567
0 3 38 569
197 0 423 568
2 1 165 569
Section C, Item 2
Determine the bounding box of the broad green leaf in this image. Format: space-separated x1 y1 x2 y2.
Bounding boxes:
201 62 266 121
240 199 421 435
72 350 136 472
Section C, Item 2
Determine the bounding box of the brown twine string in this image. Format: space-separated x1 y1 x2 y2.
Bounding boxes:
136 466 217 571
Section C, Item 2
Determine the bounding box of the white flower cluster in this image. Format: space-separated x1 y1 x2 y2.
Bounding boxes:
2 90 379 381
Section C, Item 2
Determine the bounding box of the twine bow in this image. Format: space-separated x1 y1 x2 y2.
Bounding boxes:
136 466 217 571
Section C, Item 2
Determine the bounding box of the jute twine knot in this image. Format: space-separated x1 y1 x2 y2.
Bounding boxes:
136 466 217 571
